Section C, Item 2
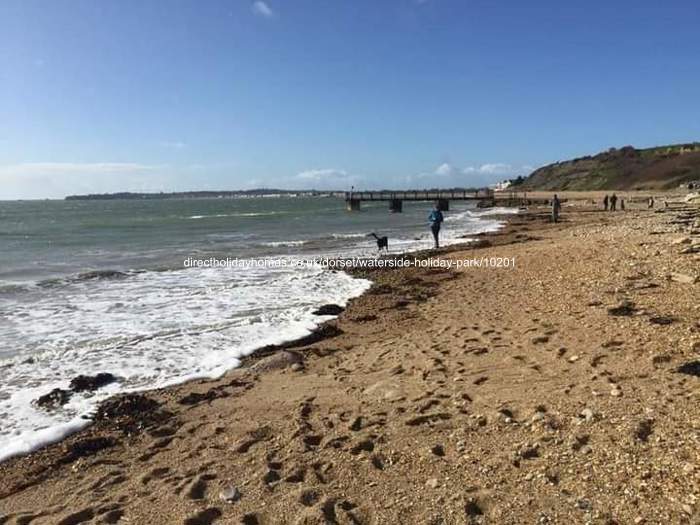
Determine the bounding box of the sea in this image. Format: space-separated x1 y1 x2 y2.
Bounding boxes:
0 196 515 461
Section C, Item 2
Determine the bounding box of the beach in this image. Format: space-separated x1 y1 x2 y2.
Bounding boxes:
1 196 699 525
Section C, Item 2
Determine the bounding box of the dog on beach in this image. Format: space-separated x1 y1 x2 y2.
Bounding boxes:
368 232 388 251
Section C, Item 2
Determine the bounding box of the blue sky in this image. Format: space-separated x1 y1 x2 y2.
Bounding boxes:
1 0 699 198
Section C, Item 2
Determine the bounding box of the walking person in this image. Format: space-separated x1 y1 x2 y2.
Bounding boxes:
620 198 625 211
610 193 618 211
603 194 609 211
428 203 444 248
551 194 561 223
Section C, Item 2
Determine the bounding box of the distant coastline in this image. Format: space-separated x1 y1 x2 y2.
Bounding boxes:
64 189 343 200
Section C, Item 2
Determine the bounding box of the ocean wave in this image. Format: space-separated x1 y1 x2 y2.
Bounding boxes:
468 206 521 217
187 211 285 220
261 240 309 247
0 282 31 295
75 269 129 281
443 206 519 223
0 265 371 463
331 232 369 239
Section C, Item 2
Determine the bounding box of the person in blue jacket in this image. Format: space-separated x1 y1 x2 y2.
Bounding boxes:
428 203 444 248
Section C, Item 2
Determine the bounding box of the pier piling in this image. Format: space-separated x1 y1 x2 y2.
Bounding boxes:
389 199 403 213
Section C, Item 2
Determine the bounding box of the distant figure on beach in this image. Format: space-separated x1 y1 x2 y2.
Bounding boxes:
551 194 561 223
648 196 655 208
428 203 444 248
610 193 618 211
603 194 609 211
620 198 625 211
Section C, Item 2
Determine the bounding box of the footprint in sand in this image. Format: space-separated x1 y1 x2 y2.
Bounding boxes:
55 508 95 525
233 426 272 453
350 438 375 455
183 508 222 525
141 466 171 485
99 507 125 524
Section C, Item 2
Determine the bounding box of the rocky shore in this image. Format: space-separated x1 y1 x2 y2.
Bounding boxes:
1 197 699 525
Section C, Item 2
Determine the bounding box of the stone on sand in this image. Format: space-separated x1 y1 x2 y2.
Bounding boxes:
580 408 595 422
35 388 72 409
312 304 345 316
219 485 241 503
668 272 698 284
671 237 691 245
69 372 117 392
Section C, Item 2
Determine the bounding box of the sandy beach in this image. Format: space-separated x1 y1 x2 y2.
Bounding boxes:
1 196 699 525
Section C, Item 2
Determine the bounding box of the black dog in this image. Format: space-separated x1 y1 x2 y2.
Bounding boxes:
368 232 388 251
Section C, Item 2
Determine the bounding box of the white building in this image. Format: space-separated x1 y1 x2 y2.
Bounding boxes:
493 180 512 192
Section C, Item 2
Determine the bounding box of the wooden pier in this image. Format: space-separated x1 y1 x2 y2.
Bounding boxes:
344 189 532 212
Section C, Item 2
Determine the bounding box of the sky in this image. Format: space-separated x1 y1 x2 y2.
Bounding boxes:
1 0 699 199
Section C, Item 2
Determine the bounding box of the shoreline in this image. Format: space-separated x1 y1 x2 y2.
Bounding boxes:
0 211 517 465
1 200 699 524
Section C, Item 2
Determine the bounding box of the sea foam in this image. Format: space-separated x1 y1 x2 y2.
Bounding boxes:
0 264 370 462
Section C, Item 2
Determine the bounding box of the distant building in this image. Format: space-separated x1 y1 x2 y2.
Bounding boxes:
493 180 512 192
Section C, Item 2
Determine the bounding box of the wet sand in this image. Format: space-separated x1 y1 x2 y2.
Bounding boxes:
1 197 699 525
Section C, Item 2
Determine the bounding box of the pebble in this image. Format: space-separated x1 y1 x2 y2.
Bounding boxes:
669 272 698 284
430 444 445 457
575 498 592 511
290 363 304 372
425 478 439 488
219 486 241 503
610 388 622 397
531 412 546 424
672 237 691 245
580 408 595 422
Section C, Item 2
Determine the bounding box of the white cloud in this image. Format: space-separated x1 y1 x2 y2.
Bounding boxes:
296 168 348 181
475 163 513 175
434 163 528 178
252 1 274 18
434 163 457 176
461 163 533 176
291 168 367 190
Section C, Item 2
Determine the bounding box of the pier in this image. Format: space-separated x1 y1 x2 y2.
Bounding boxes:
344 189 532 212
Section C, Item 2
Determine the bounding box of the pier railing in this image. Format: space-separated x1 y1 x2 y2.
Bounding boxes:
344 189 500 201
343 189 534 211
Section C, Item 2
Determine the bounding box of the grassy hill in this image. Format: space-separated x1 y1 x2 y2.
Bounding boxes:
519 143 700 190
